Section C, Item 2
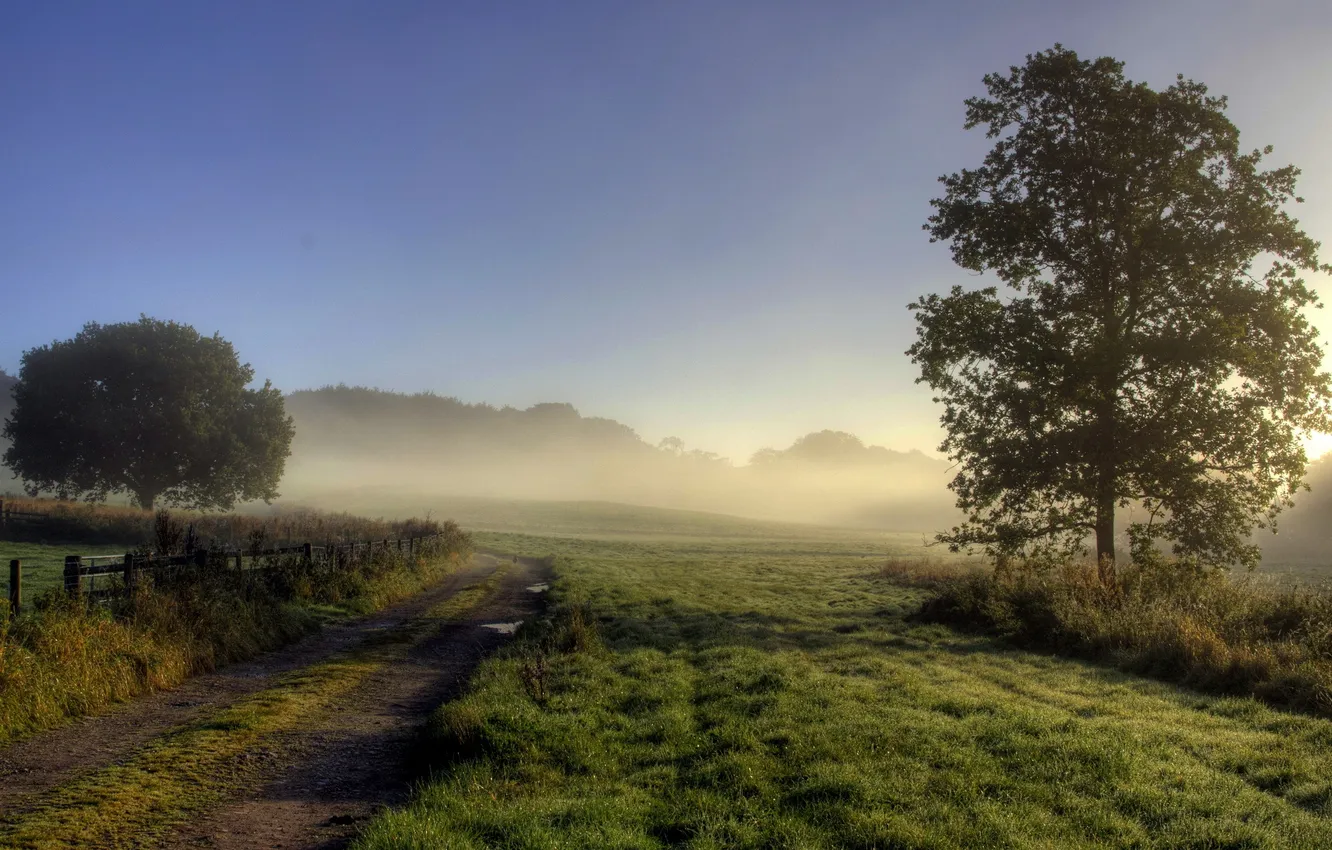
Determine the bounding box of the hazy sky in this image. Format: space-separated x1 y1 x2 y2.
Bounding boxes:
4 1 1331 463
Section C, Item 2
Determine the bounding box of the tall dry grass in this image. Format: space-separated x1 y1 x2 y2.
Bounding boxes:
879 555 981 587
921 556 1332 715
0 495 432 549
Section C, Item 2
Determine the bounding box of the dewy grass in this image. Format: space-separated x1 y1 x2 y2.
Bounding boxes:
356 534 1332 850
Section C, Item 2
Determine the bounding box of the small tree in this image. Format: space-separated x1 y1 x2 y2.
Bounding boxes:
2 317 295 510
910 46 1332 572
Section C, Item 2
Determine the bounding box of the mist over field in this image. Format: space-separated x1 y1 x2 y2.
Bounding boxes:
277 386 960 532
4 375 1330 567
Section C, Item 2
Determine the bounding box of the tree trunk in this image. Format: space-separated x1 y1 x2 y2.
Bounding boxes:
1095 392 1118 586
1095 489 1116 584
134 487 159 511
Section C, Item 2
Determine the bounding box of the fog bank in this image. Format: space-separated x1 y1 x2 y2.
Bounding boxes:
278 386 960 532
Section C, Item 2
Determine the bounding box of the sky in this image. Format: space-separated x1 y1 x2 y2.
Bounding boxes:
3 0 1332 464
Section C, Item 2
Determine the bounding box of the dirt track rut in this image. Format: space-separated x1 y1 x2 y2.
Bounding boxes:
163 554 546 849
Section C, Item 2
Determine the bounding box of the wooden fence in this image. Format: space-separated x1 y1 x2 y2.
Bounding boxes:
0 497 49 530
6 532 452 616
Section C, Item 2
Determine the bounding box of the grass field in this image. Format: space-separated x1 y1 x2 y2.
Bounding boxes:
1 542 134 601
319 493 1332 584
355 530 1332 850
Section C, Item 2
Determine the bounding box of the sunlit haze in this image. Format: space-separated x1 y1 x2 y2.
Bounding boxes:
3 1 1331 465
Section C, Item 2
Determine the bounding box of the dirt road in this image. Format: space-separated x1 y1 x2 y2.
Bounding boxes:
0 553 548 849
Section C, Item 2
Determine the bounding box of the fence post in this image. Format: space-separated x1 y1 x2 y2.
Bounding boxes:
9 559 20 616
303 542 313 565
0 497 5 528
194 548 207 568
64 555 83 597
123 553 137 594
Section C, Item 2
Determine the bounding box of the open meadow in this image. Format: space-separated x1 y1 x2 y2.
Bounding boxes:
4 498 1332 848
354 516 1332 850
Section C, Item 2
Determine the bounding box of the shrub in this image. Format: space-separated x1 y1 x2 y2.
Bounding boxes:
921 557 1332 715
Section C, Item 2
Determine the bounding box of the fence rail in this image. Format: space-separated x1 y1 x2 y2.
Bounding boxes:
7 531 452 616
0 497 50 527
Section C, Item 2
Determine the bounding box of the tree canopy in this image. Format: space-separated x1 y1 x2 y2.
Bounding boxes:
2 317 295 510
909 46 1332 571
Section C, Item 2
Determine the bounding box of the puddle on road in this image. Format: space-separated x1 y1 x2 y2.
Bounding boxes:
481 621 523 635
526 584 549 593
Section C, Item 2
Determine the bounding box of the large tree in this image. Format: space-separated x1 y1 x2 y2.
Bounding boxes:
2 317 295 510
909 46 1332 572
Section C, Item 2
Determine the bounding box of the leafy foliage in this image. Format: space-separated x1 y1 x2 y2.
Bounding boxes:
2 317 295 510
910 46 1332 569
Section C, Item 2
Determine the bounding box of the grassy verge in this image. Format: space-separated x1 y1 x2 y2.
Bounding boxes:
0 527 472 746
921 558 1332 717
0 562 509 850
356 534 1332 850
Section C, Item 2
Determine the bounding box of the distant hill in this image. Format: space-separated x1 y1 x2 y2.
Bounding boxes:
281 386 959 532
286 385 652 459
750 429 946 474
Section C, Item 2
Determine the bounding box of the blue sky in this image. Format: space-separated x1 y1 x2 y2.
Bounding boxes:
4 1 1331 462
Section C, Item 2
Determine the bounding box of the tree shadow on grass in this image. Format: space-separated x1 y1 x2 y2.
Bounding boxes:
596 601 1001 657
594 601 1203 704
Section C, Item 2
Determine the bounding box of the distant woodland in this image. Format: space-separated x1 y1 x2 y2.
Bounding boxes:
281 386 957 531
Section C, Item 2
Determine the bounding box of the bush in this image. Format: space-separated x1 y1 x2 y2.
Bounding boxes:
921 557 1332 716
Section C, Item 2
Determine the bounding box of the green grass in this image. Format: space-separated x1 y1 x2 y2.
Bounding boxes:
923 557 1332 717
355 533 1332 850
1 541 132 600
